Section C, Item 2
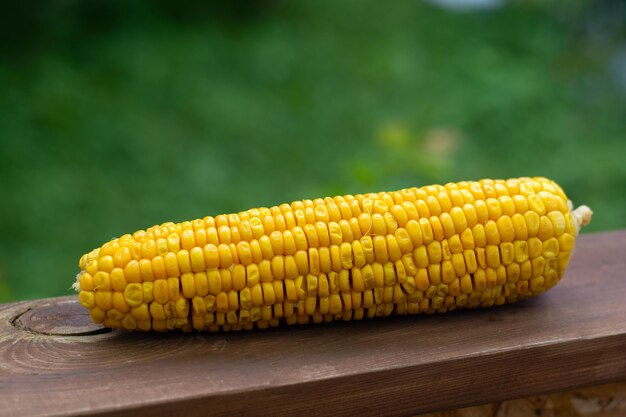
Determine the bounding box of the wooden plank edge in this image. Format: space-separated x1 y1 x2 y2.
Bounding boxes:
71 332 626 417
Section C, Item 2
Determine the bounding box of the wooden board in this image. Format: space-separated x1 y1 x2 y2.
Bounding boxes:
1 230 625 417
417 381 626 417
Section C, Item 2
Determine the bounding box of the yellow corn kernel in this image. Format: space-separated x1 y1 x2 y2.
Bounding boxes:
175 297 189 318
429 216 445 242
202 244 219 269
346 267 361 292
531 257 545 278
462 203 478 228
167 277 180 301
401 253 416 276
79 272 95 291
449 207 466 232
93 271 111 292
441 240 451 260
463 250 477 273
460 275 473 294
426 241 442 264
415 268 424 291
162 252 179 278
520 260 532 280
371 235 387 264
451 253 466 276
542 237 560 258
460 229 475 249
427 264 442 286
527 194 546 215
530 276 545 293
558 251 571 271
391 205 408 227
413 245 429 268
339 242 353 269
318 247 331 273
328 294 342 314
270 256 285 280
537 216 554 240
89 306 106 323
328 222 342 245
558 233 575 252
200 270 218 296
484 221 500 245
528 237 543 259
150 256 167 280
382 263 395 287
124 260 142 283
361 263 377 289
181 273 196 299
79 291 95 309
258 235 274 259
259 259 272 282
473 269 487 291
142 281 154 303
215 292 228 313
112 292 130 313
475 247 486 269
514 241 529 263
113 246 132 267
333 270 347 293
291 227 307 251
440 213 456 239
500 242 514 265
293 250 307 275
395 259 407 283
305 274 318 296
524 211 540 237
486 245 501 268
131 303 150 321
414 219 431 247
136 259 152 281
98 256 115 273
175 250 191 274
506 263 521 283
496 216 514 242
284 256 298 279
165 233 180 252
547 211 566 237
218 243 234 268
189 272 207 297
152 279 168 304
86 259 99 276
511 213 528 241
405 220 423 247
124 283 143 307
447 235 463 254
472 224 487 247
441 261 456 284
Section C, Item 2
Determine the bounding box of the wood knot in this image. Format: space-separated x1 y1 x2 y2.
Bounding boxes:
12 298 111 336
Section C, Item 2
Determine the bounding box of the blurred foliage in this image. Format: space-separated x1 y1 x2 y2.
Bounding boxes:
0 0 625 302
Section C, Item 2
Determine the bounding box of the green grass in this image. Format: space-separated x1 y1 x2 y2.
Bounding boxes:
1 1 625 302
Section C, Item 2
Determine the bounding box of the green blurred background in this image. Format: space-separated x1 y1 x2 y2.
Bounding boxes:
1 0 625 302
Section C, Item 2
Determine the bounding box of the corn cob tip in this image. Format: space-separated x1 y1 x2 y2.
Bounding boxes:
72 272 82 292
572 205 593 234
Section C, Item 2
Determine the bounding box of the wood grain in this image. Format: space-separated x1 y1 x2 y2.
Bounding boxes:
416 381 626 417
1 230 625 417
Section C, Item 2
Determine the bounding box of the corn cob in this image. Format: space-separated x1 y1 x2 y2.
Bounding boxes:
74 177 592 332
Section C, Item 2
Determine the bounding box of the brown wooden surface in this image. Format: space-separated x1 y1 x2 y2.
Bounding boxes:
1 230 625 417
417 381 626 417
